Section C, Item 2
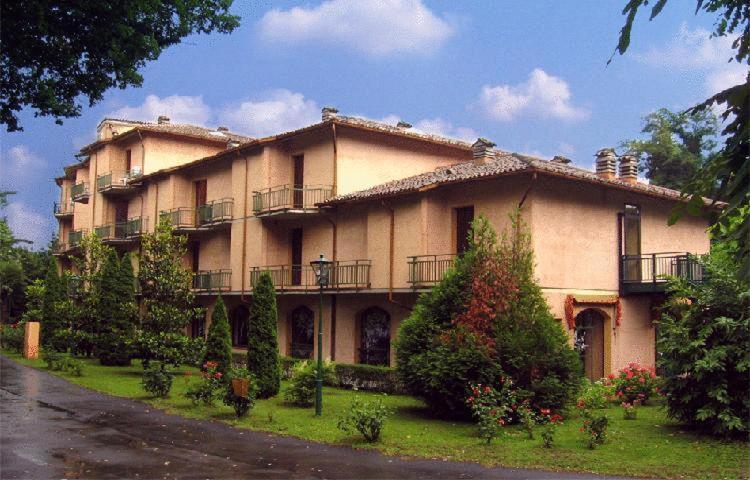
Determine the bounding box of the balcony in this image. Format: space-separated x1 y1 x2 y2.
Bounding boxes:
96 169 143 196
54 200 74 219
192 269 231 292
407 254 457 287
250 260 371 292
52 242 69 256
621 252 704 294
71 182 90 203
160 198 233 232
94 217 146 244
252 185 333 218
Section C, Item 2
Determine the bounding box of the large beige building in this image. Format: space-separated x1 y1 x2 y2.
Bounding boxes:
54 108 710 380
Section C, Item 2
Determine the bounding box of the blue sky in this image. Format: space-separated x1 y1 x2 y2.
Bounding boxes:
1 0 743 248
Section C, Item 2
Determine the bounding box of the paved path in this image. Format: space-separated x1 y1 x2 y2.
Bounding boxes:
0 356 633 479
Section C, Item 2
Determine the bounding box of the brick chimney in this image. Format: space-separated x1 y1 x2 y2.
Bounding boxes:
396 121 412 129
618 153 638 183
472 138 496 165
595 148 617 179
321 107 339 122
157 115 170 124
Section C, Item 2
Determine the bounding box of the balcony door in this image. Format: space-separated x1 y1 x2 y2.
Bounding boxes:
189 241 200 273
290 228 303 286
455 206 474 255
293 155 304 208
114 201 128 223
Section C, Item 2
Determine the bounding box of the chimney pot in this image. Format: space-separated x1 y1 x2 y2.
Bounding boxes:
227 140 240 149
618 153 639 183
595 148 617 179
217 126 229 132
472 138 497 165
321 106 339 122
551 155 572 165
396 121 412 129
157 115 170 124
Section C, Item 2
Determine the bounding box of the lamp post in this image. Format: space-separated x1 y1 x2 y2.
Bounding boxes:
310 253 332 416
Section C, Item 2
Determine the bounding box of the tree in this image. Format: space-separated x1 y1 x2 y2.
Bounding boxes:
203 295 233 376
40 256 67 351
71 233 112 356
610 0 749 281
97 251 138 366
1 0 240 132
247 273 280 399
621 108 720 190
396 213 581 418
138 217 202 366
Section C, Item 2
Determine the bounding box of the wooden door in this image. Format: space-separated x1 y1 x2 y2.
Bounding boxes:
293 155 304 208
114 201 128 223
455 206 474 254
290 228 303 285
576 309 605 381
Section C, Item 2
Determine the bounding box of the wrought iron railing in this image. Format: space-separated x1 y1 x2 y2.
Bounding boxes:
407 254 457 286
54 200 74 216
621 252 704 291
250 260 371 291
160 207 195 229
252 185 333 215
160 198 233 229
71 182 89 200
67 229 87 247
95 217 146 241
96 170 142 191
192 269 231 291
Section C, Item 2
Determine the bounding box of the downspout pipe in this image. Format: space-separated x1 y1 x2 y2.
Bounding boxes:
381 200 411 311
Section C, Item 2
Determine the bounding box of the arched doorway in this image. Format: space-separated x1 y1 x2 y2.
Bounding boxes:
359 307 390 366
575 309 605 381
230 305 249 348
289 306 314 359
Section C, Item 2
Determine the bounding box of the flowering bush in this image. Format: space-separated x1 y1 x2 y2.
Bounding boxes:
614 363 656 403
578 379 616 409
337 396 391 442
185 361 224 406
517 402 537 439
466 379 520 444
0 323 25 353
622 401 639 420
539 409 563 448
578 400 608 449
142 362 172 398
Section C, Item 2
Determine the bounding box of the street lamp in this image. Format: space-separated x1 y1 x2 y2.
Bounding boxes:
310 253 332 416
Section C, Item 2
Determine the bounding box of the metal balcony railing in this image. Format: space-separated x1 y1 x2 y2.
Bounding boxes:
94 217 146 241
192 269 231 291
620 252 704 293
252 185 333 215
160 198 233 230
67 229 87 247
407 254 457 287
250 260 371 291
53 242 69 255
71 182 90 202
96 170 143 192
54 200 74 217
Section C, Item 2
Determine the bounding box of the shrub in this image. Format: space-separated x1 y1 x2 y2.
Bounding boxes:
97 251 137 366
334 363 403 393
614 363 656 403
658 249 749 438
284 360 335 407
0 322 24 353
337 396 391 442
142 362 173 398
578 379 615 409
42 351 84 376
247 272 280 398
40 256 68 351
396 213 581 418
203 296 233 376
622 401 638 420
539 409 564 448
136 331 205 368
466 380 520 444
185 361 224 406
581 412 609 449
517 403 537 439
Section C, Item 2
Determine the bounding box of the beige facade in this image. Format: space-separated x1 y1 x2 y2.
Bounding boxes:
54 110 712 378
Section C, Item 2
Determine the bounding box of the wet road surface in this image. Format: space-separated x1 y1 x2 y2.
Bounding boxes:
0 355 633 479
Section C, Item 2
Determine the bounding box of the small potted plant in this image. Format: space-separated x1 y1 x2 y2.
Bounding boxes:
232 366 250 397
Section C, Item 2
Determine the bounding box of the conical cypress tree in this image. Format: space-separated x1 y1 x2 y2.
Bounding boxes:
203 295 233 376
247 273 280 398
41 256 66 351
97 251 137 365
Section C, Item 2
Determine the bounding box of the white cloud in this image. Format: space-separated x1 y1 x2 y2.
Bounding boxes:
413 117 478 142
1 145 46 189
109 94 212 125
258 0 454 56
476 69 589 122
5 202 53 248
636 24 746 94
218 90 320 138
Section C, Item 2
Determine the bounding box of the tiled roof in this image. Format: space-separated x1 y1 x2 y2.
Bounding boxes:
324 151 719 206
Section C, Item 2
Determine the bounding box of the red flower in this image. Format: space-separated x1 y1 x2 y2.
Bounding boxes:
467 396 474 403
214 372 223 379
607 373 615 380
540 408 551 415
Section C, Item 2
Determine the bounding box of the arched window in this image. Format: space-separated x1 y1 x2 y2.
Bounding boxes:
190 315 205 339
290 306 314 359
359 307 391 366
230 306 249 348
575 309 605 381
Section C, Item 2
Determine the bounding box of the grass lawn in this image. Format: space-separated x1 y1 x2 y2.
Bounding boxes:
4 351 747 479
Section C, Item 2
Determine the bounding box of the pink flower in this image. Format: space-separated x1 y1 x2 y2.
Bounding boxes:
214 372 223 379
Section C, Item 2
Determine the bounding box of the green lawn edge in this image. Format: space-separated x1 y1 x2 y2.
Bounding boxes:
4 352 747 480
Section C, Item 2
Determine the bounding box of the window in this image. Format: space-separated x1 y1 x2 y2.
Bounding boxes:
623 204 641 256
191 315 205 339
290 306 314 359
359 307 391 366
290 228 303 286
125 149 132 172
293 154 304 208
455 206 474 254
230 306 249 347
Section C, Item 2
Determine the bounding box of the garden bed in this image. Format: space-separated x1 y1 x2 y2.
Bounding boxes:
3 351 747 480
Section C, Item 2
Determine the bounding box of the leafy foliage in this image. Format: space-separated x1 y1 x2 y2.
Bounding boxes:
658 249 750 438
1 0 240 131
466 381 519 444
42 351 84 376
578 379 615 409
337 396 391 443
0 322 25 353
184 361 224 406
222 367 259 418
396 212 581 418
203 296 233 376
284 360 335 407
142 362 173 398
71 233 113 356
247 272 280 398
613 363 657 403
97 252 138 366
40 256 69 351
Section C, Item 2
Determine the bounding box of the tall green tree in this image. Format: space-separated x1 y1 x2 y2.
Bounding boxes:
71 233 112 356
1 1 240 131
621 108 720 190
97 251 138 366
40 256 67 350
610 0 749 280
203 296 233 376
247 273 280 398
